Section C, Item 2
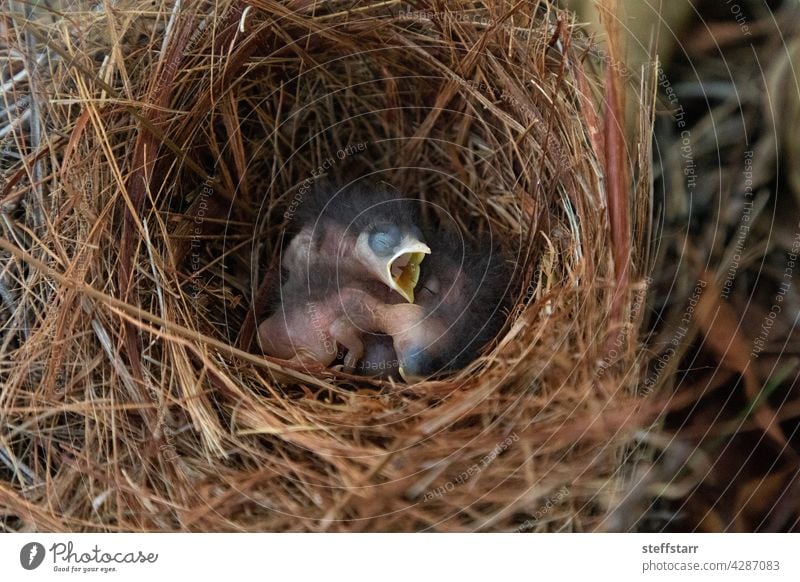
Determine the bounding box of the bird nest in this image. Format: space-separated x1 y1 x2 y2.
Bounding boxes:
1 0 654 531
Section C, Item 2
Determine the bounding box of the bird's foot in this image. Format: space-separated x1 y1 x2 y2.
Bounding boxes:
330 317 365 373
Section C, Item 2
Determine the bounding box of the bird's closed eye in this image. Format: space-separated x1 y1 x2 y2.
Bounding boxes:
420 276 440 296
368 224 402 255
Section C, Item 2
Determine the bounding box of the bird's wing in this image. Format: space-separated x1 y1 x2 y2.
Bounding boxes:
281 227 314 286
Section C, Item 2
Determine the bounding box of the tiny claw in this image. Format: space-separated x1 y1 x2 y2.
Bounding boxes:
343 350 360 372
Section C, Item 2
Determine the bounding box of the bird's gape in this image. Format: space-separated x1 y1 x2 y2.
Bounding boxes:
390 251 426 303
362 226 431 303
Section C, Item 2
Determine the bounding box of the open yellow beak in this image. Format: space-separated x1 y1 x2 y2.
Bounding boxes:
385 241 431 303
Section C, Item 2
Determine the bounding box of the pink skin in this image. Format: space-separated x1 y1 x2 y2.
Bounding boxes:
257 285 405 370
283 226 364 286
258 285 440 373
259 286 372 369
377 302 449 377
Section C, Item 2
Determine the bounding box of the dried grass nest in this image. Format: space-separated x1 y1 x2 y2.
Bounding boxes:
1 0 655 531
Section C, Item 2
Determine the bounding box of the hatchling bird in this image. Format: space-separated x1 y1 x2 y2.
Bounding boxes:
378 228 512 380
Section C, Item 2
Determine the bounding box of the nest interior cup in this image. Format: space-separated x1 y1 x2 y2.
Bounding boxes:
2 0 652 532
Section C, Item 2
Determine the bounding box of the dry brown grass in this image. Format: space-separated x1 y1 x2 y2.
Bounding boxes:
0 0 655 531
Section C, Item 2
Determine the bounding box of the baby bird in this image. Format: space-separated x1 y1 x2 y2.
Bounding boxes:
379 228 512 380
283 182 430 303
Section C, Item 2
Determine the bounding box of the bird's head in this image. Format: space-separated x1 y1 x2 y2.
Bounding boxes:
353 222 430 303
295 182 431 303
